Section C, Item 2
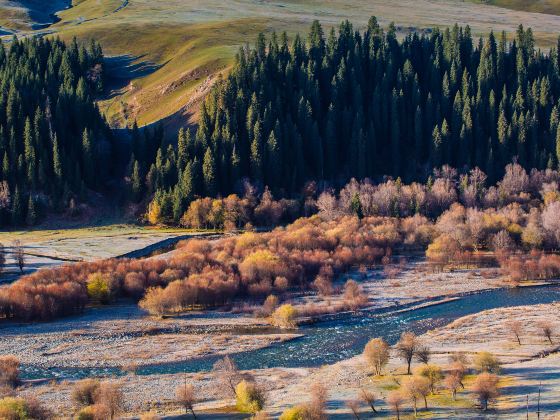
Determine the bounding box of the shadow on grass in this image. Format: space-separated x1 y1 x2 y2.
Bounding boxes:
104 54 163 98
505 366 560 382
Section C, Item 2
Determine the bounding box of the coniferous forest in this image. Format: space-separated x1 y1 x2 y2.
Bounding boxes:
4 19 560 227
144 18 560 223
0 36 111 226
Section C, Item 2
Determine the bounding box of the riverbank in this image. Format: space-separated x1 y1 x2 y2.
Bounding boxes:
0 303 300 375
3 247 559 418
18 300 560 418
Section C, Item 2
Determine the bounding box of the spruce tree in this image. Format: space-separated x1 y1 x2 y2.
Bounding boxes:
202 147 217 196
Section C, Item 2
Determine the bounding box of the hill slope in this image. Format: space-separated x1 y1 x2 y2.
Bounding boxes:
5 0 560 130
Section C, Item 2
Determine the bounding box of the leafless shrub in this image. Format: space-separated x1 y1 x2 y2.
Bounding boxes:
72 378 100 407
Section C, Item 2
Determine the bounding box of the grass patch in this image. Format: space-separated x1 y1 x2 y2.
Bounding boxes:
430 391 473 409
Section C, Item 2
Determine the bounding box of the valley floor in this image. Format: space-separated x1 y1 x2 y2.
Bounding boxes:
0 225 208 284
3 252 558 418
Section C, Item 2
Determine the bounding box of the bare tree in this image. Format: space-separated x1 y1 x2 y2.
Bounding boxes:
415 345 431 364
387 390 405 420
363 338 390 375
472 372 499 411
359 388 377 414
396 332 420 374
345 400 361 419
506 320 523 345
176 382 197 418
212 355 244 398
444 373 462 400
538 321 554 344
12 240 25 273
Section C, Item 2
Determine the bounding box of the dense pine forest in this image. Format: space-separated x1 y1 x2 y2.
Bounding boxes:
0 36 111 227
143 19 560 223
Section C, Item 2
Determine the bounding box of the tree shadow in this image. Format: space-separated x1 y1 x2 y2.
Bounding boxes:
505 366 560 382
103 54 164 99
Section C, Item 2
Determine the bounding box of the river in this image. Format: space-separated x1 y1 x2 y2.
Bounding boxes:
21 284 560 380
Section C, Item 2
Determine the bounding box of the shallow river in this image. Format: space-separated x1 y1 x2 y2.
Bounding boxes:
22 285 560 379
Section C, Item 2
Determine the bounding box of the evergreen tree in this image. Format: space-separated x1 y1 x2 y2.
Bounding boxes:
26 195 37 226
203 147 217 196
131 160 142 202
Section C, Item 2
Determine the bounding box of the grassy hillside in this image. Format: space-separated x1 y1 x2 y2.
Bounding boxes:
4 0 560 130
472 0 560 15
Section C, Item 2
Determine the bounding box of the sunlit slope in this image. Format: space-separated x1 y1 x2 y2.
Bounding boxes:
29 0 560 129
471 0 560 15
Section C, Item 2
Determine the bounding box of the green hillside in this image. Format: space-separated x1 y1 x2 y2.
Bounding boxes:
4 0 560 130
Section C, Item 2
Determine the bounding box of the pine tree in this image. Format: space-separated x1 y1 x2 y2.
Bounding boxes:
26 195 37 226
203 147 217 196
11 187 24 225
131 160 142 202
23 118 36 187
266 130 281 188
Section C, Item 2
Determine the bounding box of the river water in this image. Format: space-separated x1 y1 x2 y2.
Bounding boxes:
22 285 560 379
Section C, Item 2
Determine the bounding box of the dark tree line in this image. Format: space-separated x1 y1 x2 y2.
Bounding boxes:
141 18 560 223
0 36 112 226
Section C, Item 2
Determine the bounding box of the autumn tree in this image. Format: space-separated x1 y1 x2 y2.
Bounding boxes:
363 338 390 375
270 304 297 328
472 372 499 410
235 380 266 414
72 379 100 407
417 364 443 394
474 352 501 374
343 279 368 310
444 372 462 400
307 382 328 420
139 287 170 317
402 375 430 415
415 345 431 365
345 400 362 419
